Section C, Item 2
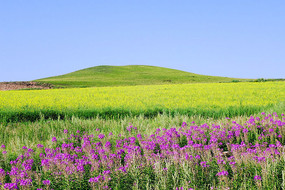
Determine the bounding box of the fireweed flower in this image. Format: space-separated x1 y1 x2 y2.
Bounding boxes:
103 170 111 175
195 155 201 159
127 125 137 132
98 134 105 139
1 145 5 149
42 180 51 185
52 137 57 142
77 165 85 172
105 142 112 149
269 128 274 133
0 168 5 174
22 146 27 150
137 134 142 140
64 129 68 134
4 183 18 189
216 171 229 176
127 126 132 131
89 175 105 183
243 128 249 133
254 176 262 180
27 148 34 153
200 161 208 167
20 179 32 187
89 177 98 183
217 159 226 165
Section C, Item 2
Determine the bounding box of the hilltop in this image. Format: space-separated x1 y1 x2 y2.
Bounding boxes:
35 65 248 88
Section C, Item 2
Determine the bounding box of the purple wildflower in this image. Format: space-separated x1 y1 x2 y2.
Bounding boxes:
20 179 32 187
216 171 228 176
98 134 105 139
195 155 201 159
103 170 111 175
42 180 51 185
4 183 18 189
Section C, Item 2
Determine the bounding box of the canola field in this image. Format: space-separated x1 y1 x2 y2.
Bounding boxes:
0 82 284 121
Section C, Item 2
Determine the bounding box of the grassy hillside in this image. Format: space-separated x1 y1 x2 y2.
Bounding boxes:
35 65 248 88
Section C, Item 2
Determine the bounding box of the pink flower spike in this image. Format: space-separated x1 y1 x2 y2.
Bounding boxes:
52 137 57 142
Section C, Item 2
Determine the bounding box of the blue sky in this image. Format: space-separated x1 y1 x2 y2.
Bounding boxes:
0 1 284 82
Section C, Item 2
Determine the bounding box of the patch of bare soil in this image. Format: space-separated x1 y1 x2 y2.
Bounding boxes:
0 82 53 91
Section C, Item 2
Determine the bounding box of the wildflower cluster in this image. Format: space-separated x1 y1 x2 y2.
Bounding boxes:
0 113 284 189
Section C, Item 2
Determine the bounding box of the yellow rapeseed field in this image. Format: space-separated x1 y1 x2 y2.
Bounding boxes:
0 82 284 120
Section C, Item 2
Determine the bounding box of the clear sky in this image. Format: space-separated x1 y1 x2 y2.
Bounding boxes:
0 1 284 82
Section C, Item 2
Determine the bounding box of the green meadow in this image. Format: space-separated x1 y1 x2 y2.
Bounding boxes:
35 65 249 88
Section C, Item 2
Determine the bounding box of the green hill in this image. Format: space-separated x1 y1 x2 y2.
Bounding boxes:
35 65 248 88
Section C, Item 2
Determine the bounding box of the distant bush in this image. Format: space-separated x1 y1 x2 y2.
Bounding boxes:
254 78 266 82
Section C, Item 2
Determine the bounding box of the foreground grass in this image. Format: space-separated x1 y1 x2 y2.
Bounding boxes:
0 113 285 189
0 81 284 122
0 114 224 155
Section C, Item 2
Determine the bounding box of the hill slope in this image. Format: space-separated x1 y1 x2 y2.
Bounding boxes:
35 65 248 88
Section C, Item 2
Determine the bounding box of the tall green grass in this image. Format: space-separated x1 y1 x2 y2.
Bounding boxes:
0 103 283 123
0 112 279 157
